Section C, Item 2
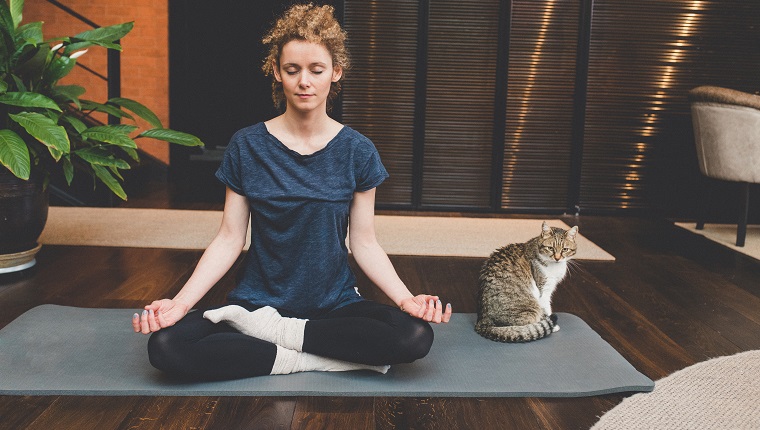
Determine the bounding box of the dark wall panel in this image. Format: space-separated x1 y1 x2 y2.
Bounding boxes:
421 0 500 208
501 0 579 211
343 0 418 206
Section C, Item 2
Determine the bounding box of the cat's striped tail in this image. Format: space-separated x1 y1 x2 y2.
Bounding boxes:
475 315 557 343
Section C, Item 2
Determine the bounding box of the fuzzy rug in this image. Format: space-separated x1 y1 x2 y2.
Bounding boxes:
675 222 760 262
593 350 760 429
39 207 615 260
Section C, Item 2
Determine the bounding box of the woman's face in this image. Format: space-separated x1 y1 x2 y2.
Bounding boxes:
274 40 342 114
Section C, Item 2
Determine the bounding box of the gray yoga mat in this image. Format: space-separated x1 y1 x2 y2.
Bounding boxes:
0 305 653 397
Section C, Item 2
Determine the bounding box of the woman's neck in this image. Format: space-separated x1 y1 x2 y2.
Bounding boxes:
266 109 343 155
279 108 333 138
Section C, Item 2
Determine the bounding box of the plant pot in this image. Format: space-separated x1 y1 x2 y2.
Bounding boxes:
0 167 48 273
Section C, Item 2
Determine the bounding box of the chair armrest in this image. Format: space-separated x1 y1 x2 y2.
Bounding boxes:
688 86 760 110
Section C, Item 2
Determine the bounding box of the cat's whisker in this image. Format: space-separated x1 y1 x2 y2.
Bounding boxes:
565 259 582 275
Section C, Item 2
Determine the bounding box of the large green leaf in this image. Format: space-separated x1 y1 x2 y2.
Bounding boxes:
138 128 204 147
16 22 42 44
92 164 126 201
44 55 76 82
0 3 15 61
109 165 124 181
105 124 139 134
80 126 137 149
63 40 123 54
0 80 8 93
80 100 134 120
74 22 134 43
61 114 87 134
9 112 70 159
109 97 163 128
51 84 86 109
0 91 61 110
62 155 73 185
62 22 133 55
75 147 131 169
0 129 30 179
54 84 86 98
11 74 25 91
48 145 63 160
12 43 45 75
0 1 14 32
9 0 23 30
121 146 139 162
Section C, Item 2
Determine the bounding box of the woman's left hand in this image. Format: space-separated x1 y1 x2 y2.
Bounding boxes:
399 295 452 323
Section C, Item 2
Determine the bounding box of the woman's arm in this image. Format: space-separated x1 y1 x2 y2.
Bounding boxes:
348 188 452 323
172 187 250 309
133 187 251 334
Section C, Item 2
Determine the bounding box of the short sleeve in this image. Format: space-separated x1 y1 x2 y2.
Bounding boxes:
215 134 245 195
356 148 389 192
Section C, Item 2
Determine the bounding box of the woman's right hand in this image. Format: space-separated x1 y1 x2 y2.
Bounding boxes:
132 299 190 334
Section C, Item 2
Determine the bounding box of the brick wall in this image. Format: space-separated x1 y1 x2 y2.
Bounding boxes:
24 0 170 163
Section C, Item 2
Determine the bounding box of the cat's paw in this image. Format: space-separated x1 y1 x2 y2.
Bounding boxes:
552 324 560 333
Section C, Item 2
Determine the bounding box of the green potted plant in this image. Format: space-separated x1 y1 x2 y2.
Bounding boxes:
0 0 203 272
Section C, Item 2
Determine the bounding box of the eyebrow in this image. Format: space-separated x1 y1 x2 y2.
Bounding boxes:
281 62 328 68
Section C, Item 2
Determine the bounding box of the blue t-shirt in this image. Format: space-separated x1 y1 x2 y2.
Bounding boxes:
215 122 389 318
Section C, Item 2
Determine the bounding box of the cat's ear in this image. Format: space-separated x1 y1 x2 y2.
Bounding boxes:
567 226 579 241
541 221 552 237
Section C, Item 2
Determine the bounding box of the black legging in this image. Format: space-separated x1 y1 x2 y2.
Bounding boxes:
147 300 434 381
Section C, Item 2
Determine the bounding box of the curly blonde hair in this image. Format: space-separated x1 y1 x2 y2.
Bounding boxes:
262 3 350 111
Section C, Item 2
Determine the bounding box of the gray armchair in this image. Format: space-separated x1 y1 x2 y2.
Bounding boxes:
689 86 760 247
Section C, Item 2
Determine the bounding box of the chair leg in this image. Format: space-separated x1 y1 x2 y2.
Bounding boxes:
736 182 749 247
696 176 712 230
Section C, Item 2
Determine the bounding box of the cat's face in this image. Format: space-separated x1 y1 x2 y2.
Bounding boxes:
538 222 578 262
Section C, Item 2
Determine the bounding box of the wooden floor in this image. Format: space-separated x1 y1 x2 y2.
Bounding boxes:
2 189 760 429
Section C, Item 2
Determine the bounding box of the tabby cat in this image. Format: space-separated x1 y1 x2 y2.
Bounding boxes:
475 221 578 342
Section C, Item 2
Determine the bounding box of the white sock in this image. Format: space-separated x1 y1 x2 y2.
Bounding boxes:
270 345 390 375
203 305 306 351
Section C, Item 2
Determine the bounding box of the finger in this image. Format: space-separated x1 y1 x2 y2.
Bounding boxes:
433 300 443 323
147 309 160 332
156 310 170 328
424 299 435 321
416 299 426 319
442 303 452 323
132 313 141 332
140 310 151 334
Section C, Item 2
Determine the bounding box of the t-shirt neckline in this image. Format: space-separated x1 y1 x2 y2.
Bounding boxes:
263 123 346 159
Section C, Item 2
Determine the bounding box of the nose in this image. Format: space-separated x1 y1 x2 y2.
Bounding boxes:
554 253 562 261
298 72 311 88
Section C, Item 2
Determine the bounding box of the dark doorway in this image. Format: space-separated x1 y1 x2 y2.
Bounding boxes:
168 0 289 201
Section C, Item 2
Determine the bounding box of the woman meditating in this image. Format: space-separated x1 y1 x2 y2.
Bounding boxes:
132 3 452 381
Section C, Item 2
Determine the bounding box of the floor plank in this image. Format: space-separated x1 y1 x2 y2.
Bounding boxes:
291 397 374 430
23 397 139 430
204 397 297 430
